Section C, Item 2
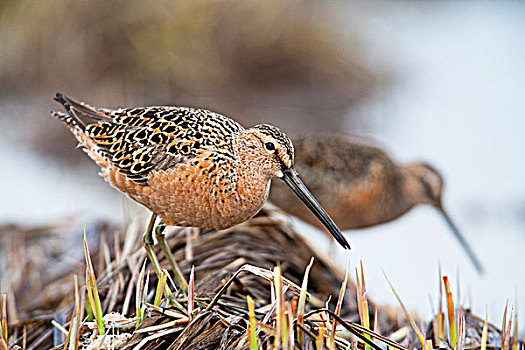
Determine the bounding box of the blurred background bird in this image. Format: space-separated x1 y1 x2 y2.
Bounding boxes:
269 134 484 273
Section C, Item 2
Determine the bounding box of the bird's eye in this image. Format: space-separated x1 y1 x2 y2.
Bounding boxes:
264 142 276 153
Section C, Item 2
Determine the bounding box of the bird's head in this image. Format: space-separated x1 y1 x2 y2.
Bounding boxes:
246 124 351 250
403 162 444 207
247 124 294 178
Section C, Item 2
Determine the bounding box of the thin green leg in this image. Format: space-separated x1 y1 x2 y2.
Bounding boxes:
155 223 189 294
142 213 164 279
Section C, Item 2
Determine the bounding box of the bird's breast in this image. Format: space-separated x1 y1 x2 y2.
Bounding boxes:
102 157 271 230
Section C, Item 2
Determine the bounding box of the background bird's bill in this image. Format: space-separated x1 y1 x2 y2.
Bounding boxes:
281 167 351 250
438 205 484 274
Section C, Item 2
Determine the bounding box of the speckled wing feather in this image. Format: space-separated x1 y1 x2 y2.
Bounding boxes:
53 93 244 185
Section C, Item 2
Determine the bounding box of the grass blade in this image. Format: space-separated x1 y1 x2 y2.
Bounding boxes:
52 320 68 336
272 264 289 349
84 292 94 322
154 270 168 307
247 295 258 350
205 264 308 313
305 309 406 350
437 265 445 346
316 327 325 350
71 275 82 350
383 270 426 350
330 259 350 350
83 230 105 336
286 301 294 349
443 276 456 348
360 261 371 350
135 261 147 328
503 307 513 350
511 300 518 350
58 318 71 348
0 294 7 350
501 300 509 350
297 257 314 347
481 306 488 350
273 265 282 349
456 309 465 350
62 275 81 350
188 266 195 320
356 267 363 325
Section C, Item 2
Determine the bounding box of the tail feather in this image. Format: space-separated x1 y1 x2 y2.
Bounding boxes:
52 93 111 131
51 110 84 131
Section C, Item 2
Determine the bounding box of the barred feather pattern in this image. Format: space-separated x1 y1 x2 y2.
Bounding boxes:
54 95 244 186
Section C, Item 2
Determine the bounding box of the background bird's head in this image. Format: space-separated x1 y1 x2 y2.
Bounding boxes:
403 162 444 207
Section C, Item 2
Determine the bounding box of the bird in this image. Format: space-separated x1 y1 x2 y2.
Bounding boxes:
269 133 484 273
52 93 351 292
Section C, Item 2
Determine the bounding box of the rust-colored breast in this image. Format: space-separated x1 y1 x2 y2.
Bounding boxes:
101 150 270 230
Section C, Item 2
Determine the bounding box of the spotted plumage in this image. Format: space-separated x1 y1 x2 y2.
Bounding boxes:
52 93 350 251
56 100 243 186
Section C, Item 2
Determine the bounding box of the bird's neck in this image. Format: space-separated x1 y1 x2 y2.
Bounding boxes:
230 132 273 210
400 166 430 206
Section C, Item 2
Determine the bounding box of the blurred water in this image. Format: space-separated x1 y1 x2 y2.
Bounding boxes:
333 0 525 326
0 136 126 224
0 0 523 329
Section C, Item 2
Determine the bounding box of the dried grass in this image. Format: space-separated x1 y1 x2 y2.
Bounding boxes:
1 209 521 349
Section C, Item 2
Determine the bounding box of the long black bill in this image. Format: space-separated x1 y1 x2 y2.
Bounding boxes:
438 205 484 274
281 167 351 250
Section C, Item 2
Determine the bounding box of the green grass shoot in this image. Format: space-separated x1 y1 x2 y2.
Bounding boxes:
135 261 147 328
154 270 168 307
247 295 258 350
83 229 105 336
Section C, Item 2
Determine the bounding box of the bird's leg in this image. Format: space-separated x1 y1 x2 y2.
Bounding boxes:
142 213 163 278
155 223 189 294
